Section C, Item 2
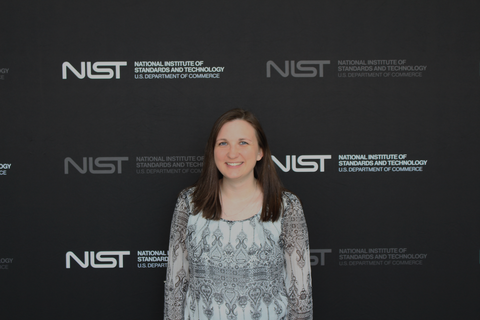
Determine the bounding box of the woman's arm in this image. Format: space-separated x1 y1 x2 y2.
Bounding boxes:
281 193 313 320
164 190 191 320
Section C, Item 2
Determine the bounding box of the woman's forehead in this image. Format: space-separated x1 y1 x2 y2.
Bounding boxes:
217 120 257 139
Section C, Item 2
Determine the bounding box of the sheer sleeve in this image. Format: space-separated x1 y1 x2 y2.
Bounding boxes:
281 193 313 320
164 189 191 320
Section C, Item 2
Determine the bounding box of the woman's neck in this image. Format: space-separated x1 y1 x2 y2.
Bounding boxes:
219 177 262 221
220 177 257 200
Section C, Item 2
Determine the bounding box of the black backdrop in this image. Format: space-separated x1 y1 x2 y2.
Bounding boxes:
1 1 479 319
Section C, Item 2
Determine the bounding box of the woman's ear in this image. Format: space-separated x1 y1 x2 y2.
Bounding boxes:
257 149 264 161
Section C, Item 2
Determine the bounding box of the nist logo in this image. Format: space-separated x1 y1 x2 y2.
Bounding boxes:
64 157 129 174
66 251 130 269
62 61 127 79
310 249 332 266
266 60 330 78
272 155 331 172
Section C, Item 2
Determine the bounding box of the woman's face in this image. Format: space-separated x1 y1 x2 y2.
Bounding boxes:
214 119 264 184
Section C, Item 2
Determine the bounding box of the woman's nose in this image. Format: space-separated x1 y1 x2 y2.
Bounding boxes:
227 145 239 158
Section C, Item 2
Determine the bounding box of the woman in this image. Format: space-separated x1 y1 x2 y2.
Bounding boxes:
164 109 312 320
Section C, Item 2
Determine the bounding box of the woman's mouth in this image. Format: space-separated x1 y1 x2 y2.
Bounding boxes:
226 162 242 166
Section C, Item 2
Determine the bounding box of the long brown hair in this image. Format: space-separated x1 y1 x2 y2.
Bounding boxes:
192 108 285 222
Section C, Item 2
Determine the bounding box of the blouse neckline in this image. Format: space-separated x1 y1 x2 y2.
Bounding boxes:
219 209 261 222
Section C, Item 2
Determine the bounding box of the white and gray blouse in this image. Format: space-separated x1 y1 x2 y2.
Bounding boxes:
164 188 312 320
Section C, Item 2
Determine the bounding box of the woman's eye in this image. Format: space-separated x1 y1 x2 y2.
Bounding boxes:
239 141 248 145
218 142 227 146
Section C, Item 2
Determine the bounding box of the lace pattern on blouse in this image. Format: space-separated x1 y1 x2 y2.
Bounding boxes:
164 188 312 320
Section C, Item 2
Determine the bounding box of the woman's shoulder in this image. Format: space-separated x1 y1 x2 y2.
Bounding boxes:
280 191 306 222
176 187 195 204
281 190 301 205
178 186 195 198
280 191 303 216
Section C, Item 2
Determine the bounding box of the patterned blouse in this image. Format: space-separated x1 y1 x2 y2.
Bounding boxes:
164 188 313 320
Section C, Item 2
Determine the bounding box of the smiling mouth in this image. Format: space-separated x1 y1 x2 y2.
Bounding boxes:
226 162 243 166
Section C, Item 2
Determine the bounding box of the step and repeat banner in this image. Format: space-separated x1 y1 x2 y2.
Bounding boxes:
1 1 479 319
